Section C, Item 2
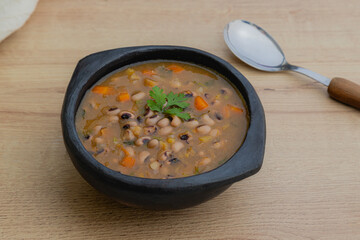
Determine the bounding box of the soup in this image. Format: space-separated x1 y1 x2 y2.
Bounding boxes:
75 61 249 179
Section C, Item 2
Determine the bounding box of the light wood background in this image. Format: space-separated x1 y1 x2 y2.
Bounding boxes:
0 0 359 239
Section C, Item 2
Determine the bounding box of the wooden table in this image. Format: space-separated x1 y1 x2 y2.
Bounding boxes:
1 0 359 239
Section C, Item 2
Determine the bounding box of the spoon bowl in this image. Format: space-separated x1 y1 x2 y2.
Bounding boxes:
224 19 360 109
224 20 286 72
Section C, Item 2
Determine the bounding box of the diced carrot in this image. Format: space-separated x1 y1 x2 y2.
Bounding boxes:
120 156 135 168
194 96 209 110
224 104 243 118
228 104 244 113
92 86 116 95
142 69 156 75
167 64 184 73
116 91 130 102
144 78 157 87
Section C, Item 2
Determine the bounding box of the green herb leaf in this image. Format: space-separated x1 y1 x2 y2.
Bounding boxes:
147 99 162 112
164 108 191 120
147 86 190 120
167 92 190 109
149 86 166 110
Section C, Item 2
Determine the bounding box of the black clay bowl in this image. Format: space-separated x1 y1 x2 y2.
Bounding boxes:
61 46 266 210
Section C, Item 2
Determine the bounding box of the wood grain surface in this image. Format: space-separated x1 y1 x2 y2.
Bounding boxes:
0 0 359 239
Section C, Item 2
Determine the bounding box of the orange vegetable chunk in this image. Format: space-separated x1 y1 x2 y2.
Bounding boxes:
224 104 243 118
167 64 184 73
228 104 243 113
92 86 116 95
120 156 135 168
194 96 209 110
142 69 156 75
117 92 130 102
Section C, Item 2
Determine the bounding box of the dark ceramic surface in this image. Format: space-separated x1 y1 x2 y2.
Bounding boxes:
61 46 266 210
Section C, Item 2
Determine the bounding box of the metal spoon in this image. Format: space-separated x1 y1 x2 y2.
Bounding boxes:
224 19 360 109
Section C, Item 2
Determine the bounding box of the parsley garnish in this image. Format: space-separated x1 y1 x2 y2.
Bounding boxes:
147 86 190 120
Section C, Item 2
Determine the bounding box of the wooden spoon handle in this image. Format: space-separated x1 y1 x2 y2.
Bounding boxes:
328 77 360 109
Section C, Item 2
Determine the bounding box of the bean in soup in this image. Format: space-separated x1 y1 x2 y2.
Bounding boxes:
75 61 249 179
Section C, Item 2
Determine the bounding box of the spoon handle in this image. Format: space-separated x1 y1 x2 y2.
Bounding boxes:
287 65 331 86
328 77 360 109
288 65 360 109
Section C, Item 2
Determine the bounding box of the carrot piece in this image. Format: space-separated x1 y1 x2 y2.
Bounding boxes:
224 104 243 118
167 64 184 73
144 78 157 87
92 86 116 95
194 96 209 110
120 156 135 168
142 69 156 75
228 104 243 113
116 91 130 102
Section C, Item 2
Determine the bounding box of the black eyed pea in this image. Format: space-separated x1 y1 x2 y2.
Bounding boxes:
131 91 146 101
144 107 154 118
159 126 173 135
171 141 184 153
145 114 160 126
196 125 211 135
144 126 158 135
201 114 215 126
170 116 181 127
108 115 119 123
123 129 136 141
147 139 159 148
158 151 173 161
220 88 232 96
119 111 135 120
209 129 220 137
185 119 199 128
135 136 151 146
107 107 121 115
128 121 138 127
179 132 192 142
139 151 150 163
157 118 170 128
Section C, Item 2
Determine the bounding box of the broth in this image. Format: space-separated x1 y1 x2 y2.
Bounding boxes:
75 61 249 179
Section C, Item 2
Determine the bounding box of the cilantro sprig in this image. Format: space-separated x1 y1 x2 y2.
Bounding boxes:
147 86 190 120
